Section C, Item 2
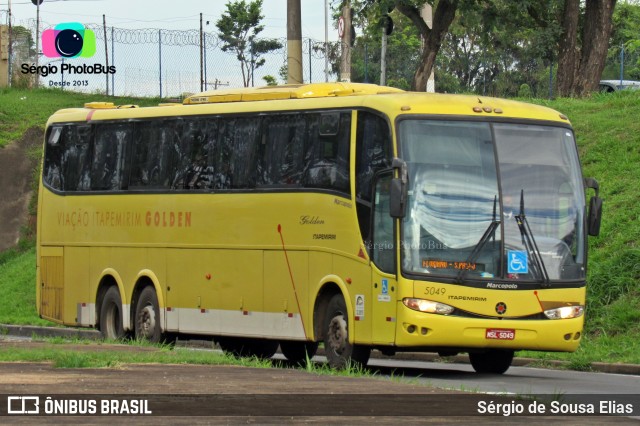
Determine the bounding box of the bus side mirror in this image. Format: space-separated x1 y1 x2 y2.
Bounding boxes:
390 158 407 218
584 177 602 237
588 196 602 236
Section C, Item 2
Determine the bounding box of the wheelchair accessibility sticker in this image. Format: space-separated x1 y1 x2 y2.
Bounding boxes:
378 278 391 302
508 251 528 274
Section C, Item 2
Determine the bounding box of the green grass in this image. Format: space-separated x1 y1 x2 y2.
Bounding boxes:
0 337 381 376
0 248 50 325
0 88 639 367
0 87 161 148
524 91 640 364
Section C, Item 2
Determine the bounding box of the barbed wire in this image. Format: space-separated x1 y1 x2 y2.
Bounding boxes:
7 17 344 95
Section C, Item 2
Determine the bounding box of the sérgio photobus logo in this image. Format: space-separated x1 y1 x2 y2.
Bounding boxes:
21 22 116 84
42 22 96 58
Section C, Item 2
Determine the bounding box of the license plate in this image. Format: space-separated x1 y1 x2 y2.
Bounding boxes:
486 328 515 340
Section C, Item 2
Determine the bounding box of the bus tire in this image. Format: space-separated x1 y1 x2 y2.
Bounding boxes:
469 349 514 374
279 340 319 364
134 286 162 343
99 286 125 340
323 294 370 369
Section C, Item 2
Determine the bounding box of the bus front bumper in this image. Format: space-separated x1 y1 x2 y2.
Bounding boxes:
395 303 584 352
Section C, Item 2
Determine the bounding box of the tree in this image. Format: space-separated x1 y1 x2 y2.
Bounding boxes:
344 9 421 89
394 0 459 91
436 0 561 97
556 0 617 96
603 1 640 80
356 0 464 91
216 0 282 87
10 26 37 88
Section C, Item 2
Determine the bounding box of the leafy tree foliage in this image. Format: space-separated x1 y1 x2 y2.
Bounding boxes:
603 1 640 80
216 0 282 87
342 0 622 97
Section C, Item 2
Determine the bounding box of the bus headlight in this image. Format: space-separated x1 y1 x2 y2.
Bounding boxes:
544 305 584 320
403 298 454 315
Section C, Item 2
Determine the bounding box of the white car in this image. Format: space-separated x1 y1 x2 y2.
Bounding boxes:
599 80 640 92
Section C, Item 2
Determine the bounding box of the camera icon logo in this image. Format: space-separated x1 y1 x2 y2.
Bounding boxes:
42 22 96 58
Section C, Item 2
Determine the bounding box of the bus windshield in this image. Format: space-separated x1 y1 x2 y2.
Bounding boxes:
398 119 586 283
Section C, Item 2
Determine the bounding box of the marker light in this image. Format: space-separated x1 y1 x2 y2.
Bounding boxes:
403 298 454 315
543 305 584 320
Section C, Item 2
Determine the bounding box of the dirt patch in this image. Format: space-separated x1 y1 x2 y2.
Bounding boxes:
0 126 42 251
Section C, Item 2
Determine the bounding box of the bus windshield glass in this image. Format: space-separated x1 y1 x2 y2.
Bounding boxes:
398 119 586 283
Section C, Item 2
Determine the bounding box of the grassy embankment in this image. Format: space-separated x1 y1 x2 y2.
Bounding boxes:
0 87 638 368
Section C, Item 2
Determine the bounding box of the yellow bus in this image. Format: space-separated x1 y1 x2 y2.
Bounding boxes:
37 82 602 374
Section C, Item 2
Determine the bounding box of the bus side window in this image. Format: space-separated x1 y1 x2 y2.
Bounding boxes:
355 111 393 247
130 121 174 189
91 123 132 191
63 125 93 191
261 115 306 186
216 117 262 190
303 112 351 193
43 126 64 191
172 119 216 190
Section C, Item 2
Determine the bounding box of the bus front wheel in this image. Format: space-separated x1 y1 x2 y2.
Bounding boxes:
469 349 514 374
323 294 370 369
99 286 125 340
134 286 162 343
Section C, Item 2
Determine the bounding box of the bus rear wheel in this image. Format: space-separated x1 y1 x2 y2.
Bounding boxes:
323 294 370 369
279 341 319 364
469 349 514 374
99 286 125 340
134 286 162 343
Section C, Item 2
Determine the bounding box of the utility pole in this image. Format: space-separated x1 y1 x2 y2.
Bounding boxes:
103 15 109 95
380 17 388 86
199 13 204 91
324 0 329 82
8 0 12 86
287 0 303 84
339 2 351 82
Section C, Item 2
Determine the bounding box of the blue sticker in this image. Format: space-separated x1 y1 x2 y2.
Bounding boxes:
508 251 528 274
381 279 389 295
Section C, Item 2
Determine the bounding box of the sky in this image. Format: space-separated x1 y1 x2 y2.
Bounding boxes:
2 0 339 41
0 0 342 95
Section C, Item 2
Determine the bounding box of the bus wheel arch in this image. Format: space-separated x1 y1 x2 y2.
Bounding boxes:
313 284 370 369
131 278 163 343
312 282 342 342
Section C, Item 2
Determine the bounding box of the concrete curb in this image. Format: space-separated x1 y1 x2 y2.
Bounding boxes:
2 324 639 376
0 324 101 340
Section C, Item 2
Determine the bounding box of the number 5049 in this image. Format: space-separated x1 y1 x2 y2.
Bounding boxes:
485 328 515 340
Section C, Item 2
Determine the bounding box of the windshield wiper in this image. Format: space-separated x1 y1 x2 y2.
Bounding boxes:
514 189 550 285
456 196 500 283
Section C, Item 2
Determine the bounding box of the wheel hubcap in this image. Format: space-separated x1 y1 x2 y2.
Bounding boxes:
327 315 347 355
139 305 155 337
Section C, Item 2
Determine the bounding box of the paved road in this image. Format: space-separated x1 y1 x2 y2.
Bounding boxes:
365 357 640 395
